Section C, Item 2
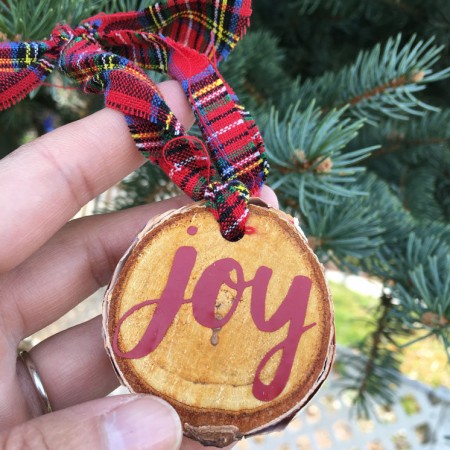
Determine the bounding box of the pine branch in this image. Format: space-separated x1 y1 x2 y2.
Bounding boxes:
345 71 426 109
355 292 394 399
404 157 450 222
365 110 450 159
0 0 156 40
336 291 403 418
357 205 450 357
375 138 450 157
299 34 450 125
295 173 413 269
299 189 385 264
356 173 413 254
355 112 450 221
389 231 450 354
264 101 375 212
0 0 110 40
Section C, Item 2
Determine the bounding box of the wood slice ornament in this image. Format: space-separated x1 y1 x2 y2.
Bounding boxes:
103 201 335 447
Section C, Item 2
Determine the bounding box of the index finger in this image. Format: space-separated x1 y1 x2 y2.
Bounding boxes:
0 80 194 273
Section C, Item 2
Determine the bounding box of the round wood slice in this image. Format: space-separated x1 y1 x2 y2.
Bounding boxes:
103 202 335 447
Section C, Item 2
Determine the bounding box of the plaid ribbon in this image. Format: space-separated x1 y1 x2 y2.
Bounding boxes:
0 0 269 241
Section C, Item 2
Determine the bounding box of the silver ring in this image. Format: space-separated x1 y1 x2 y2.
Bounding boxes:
17 349 52 416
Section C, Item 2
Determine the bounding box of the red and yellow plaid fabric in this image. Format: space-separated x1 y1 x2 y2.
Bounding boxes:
0 0 269 241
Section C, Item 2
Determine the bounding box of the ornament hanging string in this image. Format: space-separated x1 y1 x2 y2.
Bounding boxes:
0 0 269 241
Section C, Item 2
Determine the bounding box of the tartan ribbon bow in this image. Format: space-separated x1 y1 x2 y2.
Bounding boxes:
0 0 269 241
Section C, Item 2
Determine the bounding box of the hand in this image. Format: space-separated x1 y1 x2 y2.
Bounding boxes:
0 80 278 450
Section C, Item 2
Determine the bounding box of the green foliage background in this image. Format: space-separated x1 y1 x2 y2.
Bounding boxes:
1 0 449 416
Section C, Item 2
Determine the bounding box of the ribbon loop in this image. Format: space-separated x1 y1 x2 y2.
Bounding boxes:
165 37 268 238
0 0 268 241
205 180 250 242
160 136 216 201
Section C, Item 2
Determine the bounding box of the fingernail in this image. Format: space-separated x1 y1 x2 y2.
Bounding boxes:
105 396 182 450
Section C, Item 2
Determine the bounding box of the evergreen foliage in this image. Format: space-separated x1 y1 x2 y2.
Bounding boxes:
298 34 450 124
264 101 374 210
0 0 449 417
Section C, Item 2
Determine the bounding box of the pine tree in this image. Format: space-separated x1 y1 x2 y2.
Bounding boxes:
1 0 449 417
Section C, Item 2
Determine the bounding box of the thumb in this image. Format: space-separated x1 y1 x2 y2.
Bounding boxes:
0 395 182 450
